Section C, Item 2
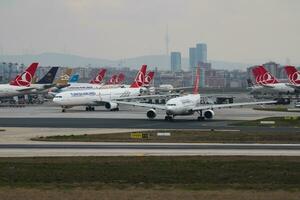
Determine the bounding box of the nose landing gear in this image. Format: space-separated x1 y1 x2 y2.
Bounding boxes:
197 110 205 121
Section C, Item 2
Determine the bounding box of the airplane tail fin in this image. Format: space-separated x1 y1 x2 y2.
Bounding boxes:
115 73 125 84
90 69 107 84
69 74 79 83
10 62 39 87
36 67 59 84
193 67 200 94
130 65 147 88
285 66 300 85
55 68 73 86
107 74 117 84
144 71 155 87
257 66 279 84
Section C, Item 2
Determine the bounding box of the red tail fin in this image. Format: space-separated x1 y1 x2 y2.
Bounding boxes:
193 67 200 94
115 73 125 84
257 66 279 84
252 67 262 84
107 74 117 84
144 71 155 86
285 66 300 85
10 62 39 87
90 69 106 84
130 65 147 88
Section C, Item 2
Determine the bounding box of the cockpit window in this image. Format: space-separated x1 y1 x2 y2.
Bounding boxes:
55 96 62 98
167 104 176 106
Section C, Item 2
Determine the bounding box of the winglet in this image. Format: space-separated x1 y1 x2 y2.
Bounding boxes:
130 65 147 88
193 67 200 94
10 62 39 87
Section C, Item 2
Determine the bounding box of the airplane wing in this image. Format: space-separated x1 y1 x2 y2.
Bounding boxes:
113 100 166 110
114 94 179 101
192 100 277 111
16 87 36 92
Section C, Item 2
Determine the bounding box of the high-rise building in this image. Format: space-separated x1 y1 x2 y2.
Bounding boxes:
170 52 181 72
196 43 207 64
189 47 197 71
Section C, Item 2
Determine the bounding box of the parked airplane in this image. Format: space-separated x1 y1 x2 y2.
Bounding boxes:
250 66 294 94
284 66 300 90
113 67 276 121
53 65 150 112
0 63 40 97
90 69 106 84
69 74 79 83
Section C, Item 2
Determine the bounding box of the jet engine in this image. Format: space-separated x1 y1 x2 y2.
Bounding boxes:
105 102 119 111
146 109 157 119
204 110 215 119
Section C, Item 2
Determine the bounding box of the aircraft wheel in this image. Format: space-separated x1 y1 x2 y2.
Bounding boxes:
92 107 95 111
197 116 205 121
62 109 66 113
164 116 173 121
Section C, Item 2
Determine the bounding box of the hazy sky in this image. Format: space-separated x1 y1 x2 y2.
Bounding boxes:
1 0 300 63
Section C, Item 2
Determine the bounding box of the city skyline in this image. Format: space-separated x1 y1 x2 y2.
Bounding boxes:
0 0 300 65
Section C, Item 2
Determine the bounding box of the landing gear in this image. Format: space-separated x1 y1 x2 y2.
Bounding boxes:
111 107 119 111
62 109 66 113
164 115 173 121
197 110 205 121
85 106 95 111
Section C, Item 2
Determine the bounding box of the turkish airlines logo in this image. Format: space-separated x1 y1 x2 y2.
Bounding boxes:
95 74 103 83
256 72 276 84
135 71 145 86
289 71 300 85
15 71 32 86
144 75 151 84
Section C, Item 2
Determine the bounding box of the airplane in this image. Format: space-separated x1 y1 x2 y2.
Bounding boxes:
53 64 152 112
69 74 79 83
112 67 276 121
0 63 39 97
29 66 59 91
284 66 300 90
250 66 295 94
90 69 106 84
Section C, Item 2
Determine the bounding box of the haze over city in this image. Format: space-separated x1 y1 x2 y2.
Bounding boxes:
1 0 300 65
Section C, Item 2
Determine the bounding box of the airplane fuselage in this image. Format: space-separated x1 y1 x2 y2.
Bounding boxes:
165 94 200 116
53 87 141 106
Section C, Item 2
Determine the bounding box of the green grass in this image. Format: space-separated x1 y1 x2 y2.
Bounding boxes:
0 156 300 190
232 117 300 127
33 129 300 143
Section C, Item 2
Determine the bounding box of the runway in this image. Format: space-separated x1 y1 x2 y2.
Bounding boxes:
0 117 299 132
1 143 300 157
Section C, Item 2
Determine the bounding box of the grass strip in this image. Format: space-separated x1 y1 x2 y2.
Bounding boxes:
232 117 300 127
0 156 300 190
33 129 300 143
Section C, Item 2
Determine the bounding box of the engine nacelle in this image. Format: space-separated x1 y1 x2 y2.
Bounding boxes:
146 109 157 119
204 110 215 119
105 102 118 110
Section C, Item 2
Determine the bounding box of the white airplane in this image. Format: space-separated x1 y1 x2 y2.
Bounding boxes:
250 66 294 94
0 63 39 97
53 65 153 112
113 67 276 121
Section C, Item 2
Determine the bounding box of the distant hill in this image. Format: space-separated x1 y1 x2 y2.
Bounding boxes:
0 52 250 71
